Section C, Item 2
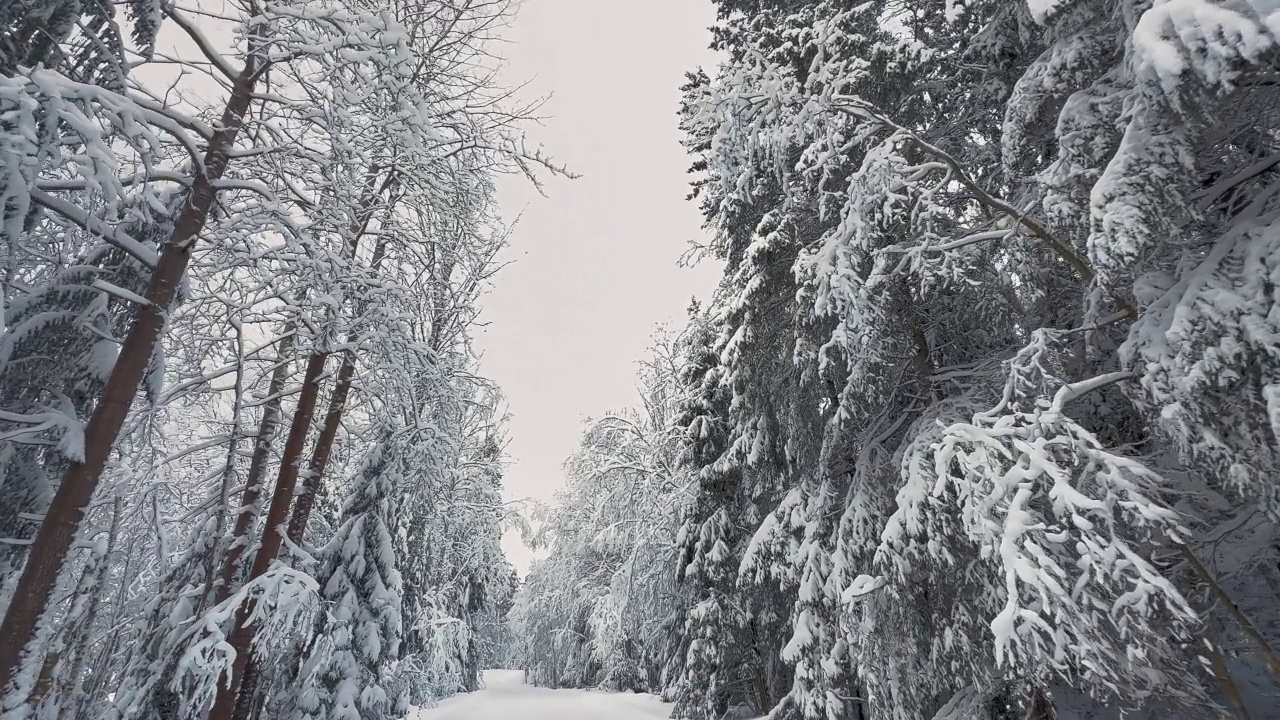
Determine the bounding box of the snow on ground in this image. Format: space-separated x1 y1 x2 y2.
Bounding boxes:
412 670 674 720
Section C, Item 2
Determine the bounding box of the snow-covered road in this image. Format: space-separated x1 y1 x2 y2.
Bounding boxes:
413 670 674 720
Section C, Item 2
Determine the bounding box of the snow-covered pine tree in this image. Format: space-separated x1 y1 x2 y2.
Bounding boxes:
292 437 405 720
0 0 161 87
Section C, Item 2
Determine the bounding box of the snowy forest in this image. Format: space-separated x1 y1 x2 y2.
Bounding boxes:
4 0 1280 719
509 0 1280 719
1 0 535 718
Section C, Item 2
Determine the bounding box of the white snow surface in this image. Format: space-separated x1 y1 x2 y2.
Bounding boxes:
412 670 674 720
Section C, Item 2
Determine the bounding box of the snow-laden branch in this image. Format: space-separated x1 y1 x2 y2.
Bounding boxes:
91 280 151 307
29 190 159 269
831 96 1097 285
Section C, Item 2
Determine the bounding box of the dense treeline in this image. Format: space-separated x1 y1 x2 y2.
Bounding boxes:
510 0 1280 718
0 0 540 718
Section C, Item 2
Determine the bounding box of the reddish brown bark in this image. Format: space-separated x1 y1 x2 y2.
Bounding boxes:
281 231 388 549
224 353 358 719
0 47 267 695
214 330 296 604
285 353 356 544
228 353 356 720
223 351 352 720
1029 689 1056 720
210 331 296 720
206 350 329 720
228 197 391 720
228 654 262 720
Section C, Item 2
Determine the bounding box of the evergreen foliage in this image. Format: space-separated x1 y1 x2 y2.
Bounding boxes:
511 1 1280 719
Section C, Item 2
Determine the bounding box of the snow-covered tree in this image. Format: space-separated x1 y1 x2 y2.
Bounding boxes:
512 1 1280 719
0 0 545 718
293 438 405 720
510 330 694 693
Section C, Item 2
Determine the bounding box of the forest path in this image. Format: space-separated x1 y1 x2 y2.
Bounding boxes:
412 670 674 720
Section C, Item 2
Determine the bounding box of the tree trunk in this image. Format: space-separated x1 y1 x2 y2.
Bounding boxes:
215 329 296 604
206 350 329 720
229 655 261 720
227 350 355 719
0 42 266 697
1026 689 1055 720
285 352 356 545
227 184 391 720
27 653 58 707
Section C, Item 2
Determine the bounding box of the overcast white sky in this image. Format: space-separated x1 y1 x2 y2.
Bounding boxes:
476 1 723 574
